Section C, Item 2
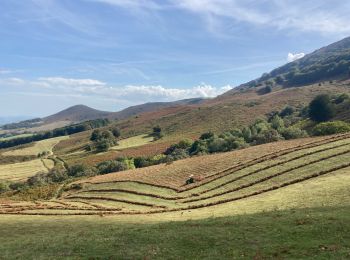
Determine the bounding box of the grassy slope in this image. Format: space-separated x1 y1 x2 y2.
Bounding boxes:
3 136 69 156
1 165 350 258
0 159 50 181
111 134 154 151
51 82 350 167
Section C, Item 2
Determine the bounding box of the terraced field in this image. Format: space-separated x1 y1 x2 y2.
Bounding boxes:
1 133 350 216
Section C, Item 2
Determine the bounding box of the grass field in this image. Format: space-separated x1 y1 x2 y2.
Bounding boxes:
2 136 69 156
0 159 54 182
0 133 33 141
111 134 154 151
1 134 350 258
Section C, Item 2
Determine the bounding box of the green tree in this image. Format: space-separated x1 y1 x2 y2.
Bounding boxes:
309 94 335 122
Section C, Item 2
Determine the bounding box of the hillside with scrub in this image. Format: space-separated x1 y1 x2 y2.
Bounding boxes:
1 37 350 259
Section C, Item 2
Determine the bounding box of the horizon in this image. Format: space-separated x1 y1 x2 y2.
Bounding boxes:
1 0 350 117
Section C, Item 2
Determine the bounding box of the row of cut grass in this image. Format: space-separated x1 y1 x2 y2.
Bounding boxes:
185 154 350 207
183 141 350 197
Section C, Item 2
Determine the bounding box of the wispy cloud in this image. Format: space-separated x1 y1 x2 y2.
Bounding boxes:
86 0 350 35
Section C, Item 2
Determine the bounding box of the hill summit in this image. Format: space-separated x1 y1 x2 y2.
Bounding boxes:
43 105 111 123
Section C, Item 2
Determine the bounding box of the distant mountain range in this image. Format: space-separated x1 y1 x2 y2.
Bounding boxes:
1 98 206 131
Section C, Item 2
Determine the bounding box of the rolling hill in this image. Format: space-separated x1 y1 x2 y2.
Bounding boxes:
236 36 350 90
42 105 111 124
1 37 350 259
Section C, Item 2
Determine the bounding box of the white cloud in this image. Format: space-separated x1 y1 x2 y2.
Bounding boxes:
287 52 305 62
2 77 233 103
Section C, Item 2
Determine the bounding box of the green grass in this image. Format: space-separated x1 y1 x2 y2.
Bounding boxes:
2 136 69 156
0 206 349 259
111 134 154 151
0 133 33 141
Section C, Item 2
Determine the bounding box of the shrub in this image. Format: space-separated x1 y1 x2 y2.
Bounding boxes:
334 93 350 104
166 148 189 161
199 132 215 140
152 126 163 140
253 129 283 144
279 106 295 117
309 94 335 122
312 121 350 136
95 139 111 152
279 127 308 140
165 139 192 155
68 164 98 177
0 182 10 193
208 138 227 153
9 182 28 191
189 140 209 155
111 128 121 138
242 127 252 142
270 115 285 130
97 160 128 175
258 85 272 95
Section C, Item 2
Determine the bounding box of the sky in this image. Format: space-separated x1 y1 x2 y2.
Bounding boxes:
1 0 350 118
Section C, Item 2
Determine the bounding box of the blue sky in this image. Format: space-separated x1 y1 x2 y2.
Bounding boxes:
1 0 350 117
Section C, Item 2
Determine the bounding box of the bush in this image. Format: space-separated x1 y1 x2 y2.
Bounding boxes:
253 129 283 144
189 140 209 155
152 126 163 140
90 130 117 152
279 106 295 117
199 132 215 140
279 127 308 140
68 164 98 177
9 182 28 191
334 93 350 104
270 115 285 130
0 182 10 193
309 94 335 122
97 160 128 175
111 128 121 138
312 121 350 136
165 139 192 155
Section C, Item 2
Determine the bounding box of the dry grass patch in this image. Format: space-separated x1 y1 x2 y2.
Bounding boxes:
3 136 69 156
0 159 50 181
111 134 154 151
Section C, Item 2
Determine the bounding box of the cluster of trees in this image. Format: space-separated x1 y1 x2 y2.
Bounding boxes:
0 119 110 149
88 127 120 152
1 118 42 130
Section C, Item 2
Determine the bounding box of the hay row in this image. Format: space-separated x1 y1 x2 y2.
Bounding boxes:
2 163 349 216
183 149 350 203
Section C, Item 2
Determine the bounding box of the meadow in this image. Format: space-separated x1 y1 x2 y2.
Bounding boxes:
0 159 54 182
111 134 154 151
2 136 69 157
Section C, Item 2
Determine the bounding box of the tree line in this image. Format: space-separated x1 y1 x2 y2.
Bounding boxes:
0 119 110 149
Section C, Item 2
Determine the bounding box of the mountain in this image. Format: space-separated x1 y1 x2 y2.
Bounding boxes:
237 36 350 90
112 98 205 120
43 105 111 124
